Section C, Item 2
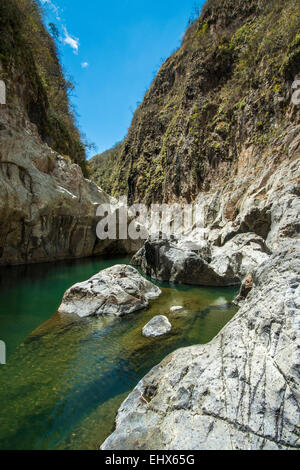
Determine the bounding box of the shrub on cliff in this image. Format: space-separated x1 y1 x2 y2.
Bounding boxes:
0 0 88 174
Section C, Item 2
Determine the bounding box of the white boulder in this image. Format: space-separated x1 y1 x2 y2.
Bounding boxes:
142 316 172 338
58 265 161 318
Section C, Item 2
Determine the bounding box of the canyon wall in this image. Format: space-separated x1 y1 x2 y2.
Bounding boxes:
100 0 300 450
0 0 138 265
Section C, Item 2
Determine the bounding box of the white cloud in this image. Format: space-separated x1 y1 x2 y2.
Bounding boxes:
81 62 89 68
40 0 61 20
62 26 79 55
41 1 80 56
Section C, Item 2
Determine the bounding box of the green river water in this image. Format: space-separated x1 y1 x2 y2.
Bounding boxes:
0 255 238 450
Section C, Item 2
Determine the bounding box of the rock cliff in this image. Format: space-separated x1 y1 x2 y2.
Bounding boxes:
100 0 300 451
0 103 141 265
0 0 138 265
91 0 300 209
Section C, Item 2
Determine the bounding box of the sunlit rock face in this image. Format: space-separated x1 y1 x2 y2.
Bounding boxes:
0 109 141 266
58 264 161 318
101 244 300 450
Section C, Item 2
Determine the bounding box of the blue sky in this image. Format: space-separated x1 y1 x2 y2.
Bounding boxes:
40 0 205 157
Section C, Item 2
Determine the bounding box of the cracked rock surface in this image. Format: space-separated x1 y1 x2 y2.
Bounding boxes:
101 245 300 450
58 264 161 318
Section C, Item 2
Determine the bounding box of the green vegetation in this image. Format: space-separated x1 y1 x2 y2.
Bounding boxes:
97 0 299 203
89 142 123 193
0 0 88 173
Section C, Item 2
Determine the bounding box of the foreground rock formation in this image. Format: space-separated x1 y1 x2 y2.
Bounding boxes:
102 154 300 449
58 265 161 318
101 244 300 450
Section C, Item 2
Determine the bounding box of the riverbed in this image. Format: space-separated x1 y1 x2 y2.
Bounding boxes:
0 256 238 450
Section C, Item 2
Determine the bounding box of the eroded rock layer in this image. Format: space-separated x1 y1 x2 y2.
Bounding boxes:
0 109 141 265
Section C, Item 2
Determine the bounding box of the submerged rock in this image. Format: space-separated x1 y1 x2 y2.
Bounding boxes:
101 245 300 450
170 306 184 312
142 316 172 338
58 265 161 318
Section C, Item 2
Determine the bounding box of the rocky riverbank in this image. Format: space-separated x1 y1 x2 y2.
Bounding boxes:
101 241 300 450
101 132 300 450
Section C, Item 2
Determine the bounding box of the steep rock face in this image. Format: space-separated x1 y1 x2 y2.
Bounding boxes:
0 109 139 265
0 0 88 171
89 142 123 194
0 1 141 265
0 1 144 265
100 0 300 210
101 243 300 450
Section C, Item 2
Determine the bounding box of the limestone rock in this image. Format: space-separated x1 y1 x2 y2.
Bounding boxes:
142 316 172 338
58 265 161 318
131 233 270 287
101 245 300 450
0 110 141 266
210 233 270 282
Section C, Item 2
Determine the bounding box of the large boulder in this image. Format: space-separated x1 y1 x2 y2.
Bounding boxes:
131 233 270 287
142 316 172 338
101 244 300 450
132 238 238 286
58 265 161 318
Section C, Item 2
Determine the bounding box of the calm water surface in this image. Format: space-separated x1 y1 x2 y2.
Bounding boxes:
0 256 238 450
